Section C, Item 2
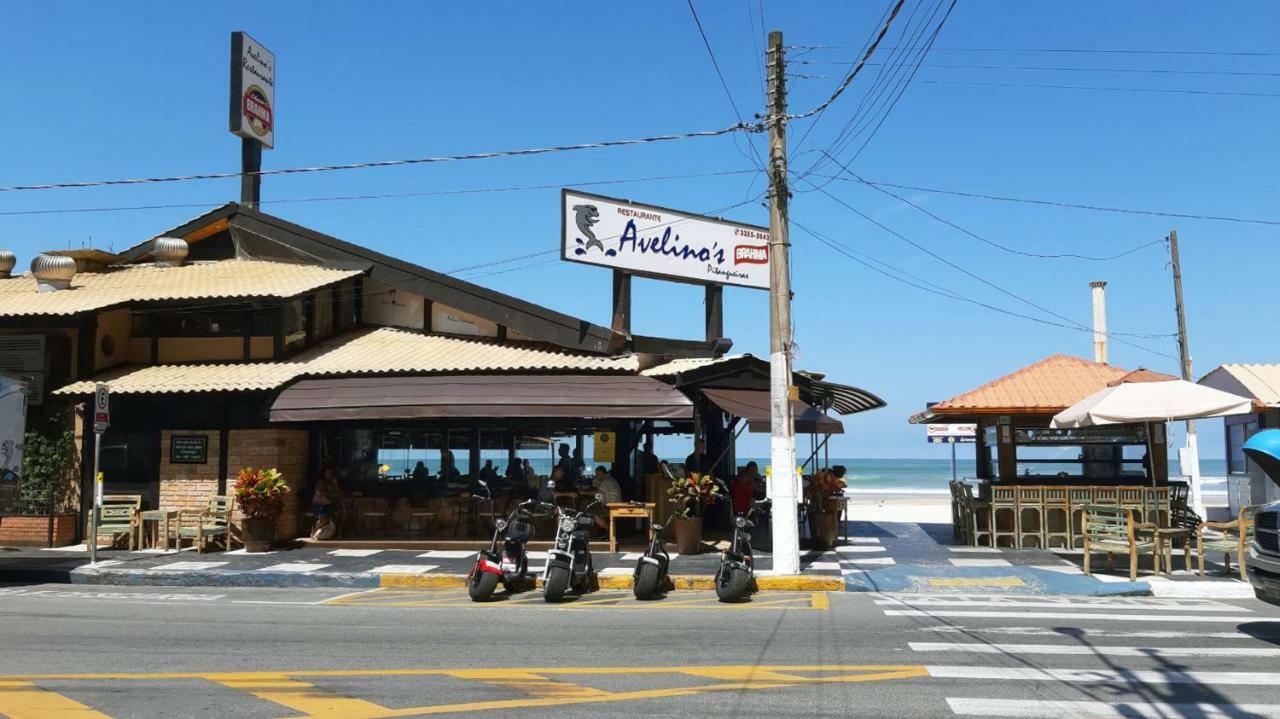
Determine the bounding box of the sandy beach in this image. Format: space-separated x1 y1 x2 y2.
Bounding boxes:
845 491 953 524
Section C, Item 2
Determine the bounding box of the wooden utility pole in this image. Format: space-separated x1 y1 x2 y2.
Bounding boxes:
1169 229 1203 513
766 30 799 575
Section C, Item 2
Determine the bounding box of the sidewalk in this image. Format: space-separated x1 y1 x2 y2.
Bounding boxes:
0 520 1255 598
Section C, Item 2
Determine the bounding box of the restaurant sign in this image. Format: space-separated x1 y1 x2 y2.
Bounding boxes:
170 435 209 465
927 423 976 444
561 190 770 290
229 31 276 148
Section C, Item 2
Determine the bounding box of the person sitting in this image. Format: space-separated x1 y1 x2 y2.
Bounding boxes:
583 465 622 532
523 459 539 497
731 461 761 516
310 466 343 540
539 466 563 504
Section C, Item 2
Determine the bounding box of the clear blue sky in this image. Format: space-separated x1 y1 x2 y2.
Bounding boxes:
4 2 1277 459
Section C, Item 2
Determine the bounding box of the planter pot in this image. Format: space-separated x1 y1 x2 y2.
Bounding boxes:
241 517 276 553
673 516 703 555
807 506 839 550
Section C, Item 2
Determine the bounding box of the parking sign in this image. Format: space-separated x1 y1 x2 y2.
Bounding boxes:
93 383 110 433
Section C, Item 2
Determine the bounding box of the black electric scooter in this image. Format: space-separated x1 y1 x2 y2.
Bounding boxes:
542 482 602 602
467 483 542 601
632 511 671 600
716 497 771 603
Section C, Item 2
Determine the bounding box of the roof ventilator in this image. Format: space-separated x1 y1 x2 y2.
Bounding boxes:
0 250 14 279
152 236 189 267
31 254 77 292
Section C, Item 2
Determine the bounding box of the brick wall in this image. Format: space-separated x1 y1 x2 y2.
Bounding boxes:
159 431 221 515
226 429 309 540
0 514 78 547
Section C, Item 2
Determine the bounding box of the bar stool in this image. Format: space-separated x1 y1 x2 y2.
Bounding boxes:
961 484 993 547
1093 487 1119 506
949 481 964 542
406 501 438 539
991 486 1018 548
1144 487 1170 526
1041 487 1071 549
1016 486 1046 549
1068 487 1093 548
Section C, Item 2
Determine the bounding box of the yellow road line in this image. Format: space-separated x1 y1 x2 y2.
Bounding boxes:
0 680 112 718
213 675 393 719
811 591 831 610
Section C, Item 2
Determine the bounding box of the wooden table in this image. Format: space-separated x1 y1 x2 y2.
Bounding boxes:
138 509 179 551
606 502 654 553
1149 525 1193 574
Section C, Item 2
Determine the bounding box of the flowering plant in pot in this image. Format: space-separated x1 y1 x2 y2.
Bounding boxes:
805 469 846 549
666 472 722 554
234 467 289 552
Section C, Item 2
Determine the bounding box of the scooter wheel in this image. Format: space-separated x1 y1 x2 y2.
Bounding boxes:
716 567 752 603
544 566 571 602
633 562 664 600
468 571 499 601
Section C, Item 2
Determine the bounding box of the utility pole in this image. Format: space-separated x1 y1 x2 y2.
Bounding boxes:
1169 229 1203 514
766 30 800 576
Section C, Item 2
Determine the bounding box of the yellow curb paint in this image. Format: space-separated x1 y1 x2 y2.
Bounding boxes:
213 675 393 719
379 574 469 589
755 575 845 591
0 680 113 718
377 572 841 592
926 576 1026 588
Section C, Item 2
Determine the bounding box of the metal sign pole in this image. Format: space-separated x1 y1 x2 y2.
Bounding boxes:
89 434 102 564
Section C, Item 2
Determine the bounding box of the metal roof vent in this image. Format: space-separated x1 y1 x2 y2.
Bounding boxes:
0 251 14 279
31 253 77 292
152 236 189 267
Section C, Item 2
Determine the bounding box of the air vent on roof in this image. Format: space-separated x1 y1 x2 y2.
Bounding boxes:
0 250 14 279
30 254 76 292
152 236 189 267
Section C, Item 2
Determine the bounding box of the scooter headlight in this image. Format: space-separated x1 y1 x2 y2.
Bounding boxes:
560 517 576 533
735 516 748 529
495 518 508 532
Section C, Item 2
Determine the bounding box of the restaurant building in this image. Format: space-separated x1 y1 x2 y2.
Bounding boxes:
0 202 880 545
1199 363 1280 505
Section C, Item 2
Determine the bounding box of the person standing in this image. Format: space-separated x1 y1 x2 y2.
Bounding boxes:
684 439 707 476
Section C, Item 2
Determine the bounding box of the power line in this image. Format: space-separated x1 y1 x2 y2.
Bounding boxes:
793 219 1178 360
812 174 1280 227
685 0 766 171
820 152 1165 262
912 78 1280 98
0 169 760 217
801 176 1176 342
790 45 1280 58
0 124 761 194
793 60 1280 78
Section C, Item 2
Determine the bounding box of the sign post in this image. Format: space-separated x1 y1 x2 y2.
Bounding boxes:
89 383 109 564
230 31 275 207
926 423 976 482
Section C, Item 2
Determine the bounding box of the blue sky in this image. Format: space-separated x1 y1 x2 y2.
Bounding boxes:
3 2 1277 459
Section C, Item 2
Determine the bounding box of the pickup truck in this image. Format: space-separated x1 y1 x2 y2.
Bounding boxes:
1244 430 1280 605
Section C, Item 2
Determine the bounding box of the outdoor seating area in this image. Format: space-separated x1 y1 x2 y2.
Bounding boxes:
87 493 237 554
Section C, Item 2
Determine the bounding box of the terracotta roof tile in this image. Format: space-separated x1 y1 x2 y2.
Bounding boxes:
932 354 1131 414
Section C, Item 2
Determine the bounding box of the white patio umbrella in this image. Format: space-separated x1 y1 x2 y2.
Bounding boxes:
1050 377 1254 428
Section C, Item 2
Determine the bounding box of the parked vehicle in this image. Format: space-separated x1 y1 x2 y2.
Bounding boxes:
543 482 602 602
467 488 544 601
1243 431 1280 606
716 496 771 603
632 509 671 600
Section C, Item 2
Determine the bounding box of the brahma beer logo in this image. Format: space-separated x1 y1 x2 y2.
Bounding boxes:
734 244 768 265
242 84 273 138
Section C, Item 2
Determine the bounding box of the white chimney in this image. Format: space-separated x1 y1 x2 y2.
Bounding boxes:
31 254 77 292
0 250 14 279
152 236 189 267
1090 280 1108 364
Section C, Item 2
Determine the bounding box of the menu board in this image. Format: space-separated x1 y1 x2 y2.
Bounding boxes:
170 435 209 465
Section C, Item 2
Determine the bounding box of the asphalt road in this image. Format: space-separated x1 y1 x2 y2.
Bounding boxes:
1 582 1279 718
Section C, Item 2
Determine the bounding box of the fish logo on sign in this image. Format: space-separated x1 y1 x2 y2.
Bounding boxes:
572 204 616 257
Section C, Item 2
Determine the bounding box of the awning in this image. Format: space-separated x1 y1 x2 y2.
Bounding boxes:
701 388 844 435
269 375 693 422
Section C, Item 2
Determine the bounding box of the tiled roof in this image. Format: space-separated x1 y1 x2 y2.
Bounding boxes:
642 354 747 377
55 327 638 395
931 354 1131 415
0 260 361 317
1199 363 1280 408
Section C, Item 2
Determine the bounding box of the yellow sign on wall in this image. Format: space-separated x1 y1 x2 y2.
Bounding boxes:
593 431 616 463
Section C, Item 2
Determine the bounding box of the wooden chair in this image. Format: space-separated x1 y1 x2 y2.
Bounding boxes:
1016 486 1045 549
1092 487 1119 506
88 494 142 550
949 481 965 542
1067 487 1093 548
1142 487 1171 526
177 496 233 553
1083 505 1158 581
959 484 992 547
991 486 1018 548
1197 505 1259 580
406 499 438 539
1041 486 1071 549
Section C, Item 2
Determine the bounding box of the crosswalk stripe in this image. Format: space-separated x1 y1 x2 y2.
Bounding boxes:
910 642 1280 657
927 626 1271 640
947 698 1280 718
926 665 1280 685
876 597 1241 611
885 609 1257 623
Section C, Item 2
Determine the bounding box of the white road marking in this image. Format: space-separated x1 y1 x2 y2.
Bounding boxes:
525 551 550 560
832 545 886 554
948 558 1012 567
40 543 112 552
152 561 228 571
329 549 384 557
225 548 277 556
876 595 1241 611
1147 580 1259 599
1030 564 1084 574
844 537 882 545
923 625 1264 640
886 610 1258 623
258 562 331 573
910 642 1280 657
927 665 1280 685
416 550 476 559
948 546 1001 554
0 587 224 601
599 567 632 575
840 557 896 566
803 561 841 571
367 564 438 574
620 553 643 560
947 698 1280 718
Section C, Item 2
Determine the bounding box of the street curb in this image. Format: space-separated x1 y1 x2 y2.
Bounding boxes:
380 573 845 592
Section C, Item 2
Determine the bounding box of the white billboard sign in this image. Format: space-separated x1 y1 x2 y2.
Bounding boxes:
0 372 27 509
927 423 977 444
230 31 276 149
561 190 770 290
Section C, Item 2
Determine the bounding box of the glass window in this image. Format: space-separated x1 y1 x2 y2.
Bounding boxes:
131 309 273 338
1228 419 1258 475
99 432 159 509
283 300 306 353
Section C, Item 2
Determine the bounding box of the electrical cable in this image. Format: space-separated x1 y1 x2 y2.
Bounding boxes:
912 78 1280 98
789 45 1280 58
685 0 767 172
793 60 1280 78
0 124 762 194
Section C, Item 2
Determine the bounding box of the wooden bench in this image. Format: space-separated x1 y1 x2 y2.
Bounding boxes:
1083 504 1157 581
1197 505 1258 580
177 495 233 553
87 494 142 550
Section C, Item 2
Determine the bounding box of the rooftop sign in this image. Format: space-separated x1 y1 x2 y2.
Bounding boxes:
561 190 770 290
230 32 276 148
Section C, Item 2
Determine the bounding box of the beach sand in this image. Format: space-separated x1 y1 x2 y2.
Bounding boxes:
846 492 953 524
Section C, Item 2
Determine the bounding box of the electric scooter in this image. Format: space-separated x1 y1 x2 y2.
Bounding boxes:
542 482 602 602
467 483 542 601
632 510 670 600
716 497 771 603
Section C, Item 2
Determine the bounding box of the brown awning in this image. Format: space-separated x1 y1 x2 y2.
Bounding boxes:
269 375 693 422
701 388 844 435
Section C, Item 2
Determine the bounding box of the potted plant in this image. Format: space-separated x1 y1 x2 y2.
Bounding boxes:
234 467 289 552
805 469 846 549
666 472 722 555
